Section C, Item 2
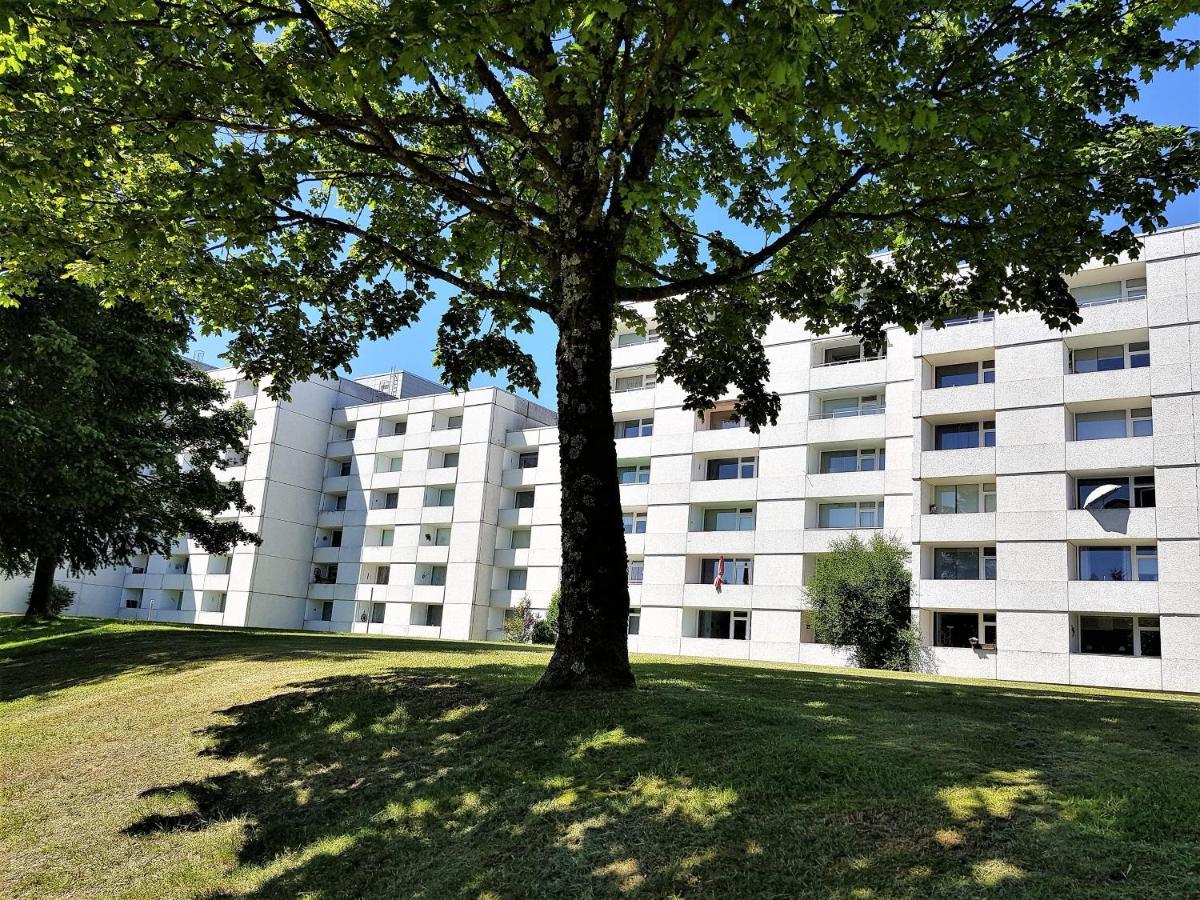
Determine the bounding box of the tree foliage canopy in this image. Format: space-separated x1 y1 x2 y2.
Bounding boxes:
0 1 1196 422
0 275 259 587
807 532 916 671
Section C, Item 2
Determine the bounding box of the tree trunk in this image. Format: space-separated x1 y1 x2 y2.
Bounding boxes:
24 555 57 622
535 243 635 691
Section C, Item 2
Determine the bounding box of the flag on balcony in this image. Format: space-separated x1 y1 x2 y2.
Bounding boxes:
714 556 724 592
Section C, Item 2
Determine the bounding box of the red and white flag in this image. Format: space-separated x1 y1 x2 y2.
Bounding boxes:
713 556 725 592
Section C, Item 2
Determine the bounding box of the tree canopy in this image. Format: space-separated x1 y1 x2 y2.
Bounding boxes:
0 0 1195 683
0 275 258 618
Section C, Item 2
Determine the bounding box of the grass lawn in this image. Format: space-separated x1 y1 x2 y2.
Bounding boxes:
2 618 1199 899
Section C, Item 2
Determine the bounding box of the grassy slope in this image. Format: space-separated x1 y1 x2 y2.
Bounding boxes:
1 618 1198 899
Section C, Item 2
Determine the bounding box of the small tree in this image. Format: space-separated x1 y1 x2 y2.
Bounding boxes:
0 275 260 621
41 583 75 618
807 533 917 671
504 597 537 644
532 589 561 645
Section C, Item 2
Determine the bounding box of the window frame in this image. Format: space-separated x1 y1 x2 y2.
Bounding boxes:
932 546 997 581
933 610 998 650
701 507 755 532
617 462 652 484
933 359 995 389
696 609 750 640
1076 613 1160 657
704 456 758 481
615 417 654 439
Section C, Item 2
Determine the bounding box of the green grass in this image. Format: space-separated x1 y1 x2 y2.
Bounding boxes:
2 617 1199 899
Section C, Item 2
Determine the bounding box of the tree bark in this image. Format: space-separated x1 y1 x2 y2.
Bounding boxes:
24 555 57 622
535 241 635 691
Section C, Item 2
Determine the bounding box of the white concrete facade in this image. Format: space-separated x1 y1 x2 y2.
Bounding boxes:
3 224 1199 694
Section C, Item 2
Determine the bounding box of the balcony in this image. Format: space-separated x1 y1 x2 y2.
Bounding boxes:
492 548 530 569
919 383 995 418
498 508 535 528
611 386 656 415
1069 653 1161 691
420 506 455 526
806 410 886 444
803 528 882 553
317 509 347 529
413 584 447 604
682 583 753 608
322 474 352 494
326 438 354 458
917 579 997 609
919 317 996 355
415 544 451 565
692 428 761 455
1066 508 1157 542
804 471 886 498
1067 579 1159 613
919 447 996 479
685 531 756 556
808 357 887 391
614 434 653 459
1065 437 1151 472
919 512 997 544
1063 368 1152 405
1071 296 1149 337
689 478 758 505
502 468 540 488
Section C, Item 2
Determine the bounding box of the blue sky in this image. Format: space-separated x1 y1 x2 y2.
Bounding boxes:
190 23 1200 408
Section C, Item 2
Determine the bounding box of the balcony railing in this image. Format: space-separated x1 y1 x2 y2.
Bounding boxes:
813 355 883 368
811 406 886 420
1076 292 1146 309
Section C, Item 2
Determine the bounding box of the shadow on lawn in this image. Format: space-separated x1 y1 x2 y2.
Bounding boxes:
126 663 1200 899
0 616 546 702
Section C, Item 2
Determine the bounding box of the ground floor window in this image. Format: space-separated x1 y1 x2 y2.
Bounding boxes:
370 602 385 624
424 604 443 628
321 601 334 622
1077 615 1160 657
934 611 997 649
628 609 641 635
696 609 749 640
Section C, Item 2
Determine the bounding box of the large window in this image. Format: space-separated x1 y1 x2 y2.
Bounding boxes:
627 559 644 584
934 611 997 649
817 500 883 529
1076 474 1155 510
1077 545 1158 581
506 569 527 591
1070 341 1150 373
820 447 885 473
613 371 654 392
617 462 651 484
702 507 755 532
934 421 995 450
427 487 455 507
616 327 659 347
1077 615 1160 656
696 609 750 640
518 451 539 469
514 489 535 509
1069 278 1147 307
934 360 994 388
941 311 995 326
819 393 883 418
931 483 996 514
821 343 881 366
707 409 743 430
424 604 444 627
615 417 654 439
627 609 641 635
623 512 648 534
700 557 752 585
705 456 757 480
509 528 531 549
1074 407 1153 441
933 547 996 580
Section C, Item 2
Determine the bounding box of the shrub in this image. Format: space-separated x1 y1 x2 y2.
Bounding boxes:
531 589 560 644
807 532 916 671
503 597 537 643
31 582 75 618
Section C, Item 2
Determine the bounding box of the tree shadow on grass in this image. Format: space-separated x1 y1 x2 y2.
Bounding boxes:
125 662 1200 899
0 616 547 702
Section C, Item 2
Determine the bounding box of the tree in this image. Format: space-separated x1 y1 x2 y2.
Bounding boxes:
0 2 1196 684
0 275 259 620
807 533 916 671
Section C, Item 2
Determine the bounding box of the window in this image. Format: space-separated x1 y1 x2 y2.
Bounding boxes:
1078 545 1157 582
822 343 881 365
424 604 444 627
441 451 459 468
338 460 352 477
934 421 995 450
702 508 755 532
934 360 994 388
818 500 883 528
379 528 394 546
447 415 463 428
615 417 653 439
627 559 644 583
381 490 399 509
432 527 452 546
507 568 528 591
518 451 539 469
705 456 757 480
429 565 448 587
623 512 648 535
1070 341 1150 373
393 420 407 436
1070 278 1147 307
616 327 659 347
374 565 390 585
617 462 651 484
201 591 226 613
510 528 531 549
370 602 385 624
1074 407 1152 441
388 455 404 472
1077 615 1160 656
125 592 142 609
334 495 347 511
820 393 882 418
428 487 455 507
700 558 752 585
1129 341 1150 368
1076 474 1155 510
707 409 743 430
697 610 750 640
320 601 334 622
613 372 654 392
819 447 885 473
313 564 338 584
627 609 641 635
933 547 996 580
344 427 356 440
931 483 996 514
514 490 535 509
934 612 998 649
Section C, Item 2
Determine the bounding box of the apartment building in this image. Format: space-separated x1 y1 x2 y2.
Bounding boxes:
2 223 1198 693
